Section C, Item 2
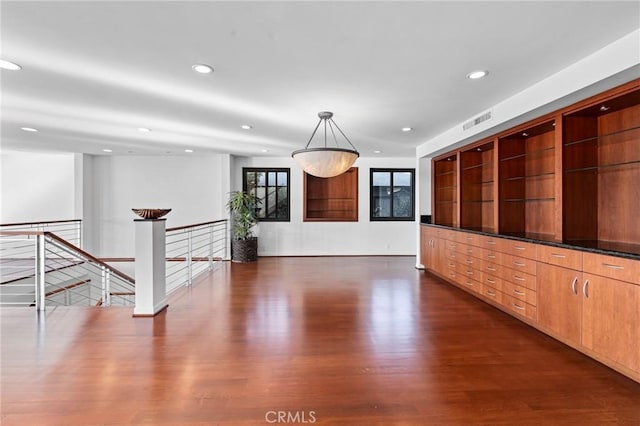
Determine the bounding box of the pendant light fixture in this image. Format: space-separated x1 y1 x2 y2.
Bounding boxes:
292 111 359 178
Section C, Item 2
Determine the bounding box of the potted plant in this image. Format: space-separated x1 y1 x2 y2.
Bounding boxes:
227 190 261 262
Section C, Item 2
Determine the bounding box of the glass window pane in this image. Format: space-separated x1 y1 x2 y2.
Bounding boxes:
256 172 266 187
393 172 411 188
372 172 391 187
393 190 412 217
277 172 287 187
255 187 266 218
277 187 288 218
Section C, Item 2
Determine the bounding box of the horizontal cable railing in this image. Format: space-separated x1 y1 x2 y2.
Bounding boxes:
0 231 134 309
0 219 82 247
165 219 228 294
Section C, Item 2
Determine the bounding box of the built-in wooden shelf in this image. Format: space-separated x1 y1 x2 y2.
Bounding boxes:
303 167 358 222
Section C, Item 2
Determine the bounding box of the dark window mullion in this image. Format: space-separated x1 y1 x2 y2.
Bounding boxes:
389 172 395 218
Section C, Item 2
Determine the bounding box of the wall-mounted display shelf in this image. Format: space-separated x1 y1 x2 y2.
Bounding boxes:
303 167 358 222
498 119 557 241
460 140 495 232
433 154 458 227
428 78 640 256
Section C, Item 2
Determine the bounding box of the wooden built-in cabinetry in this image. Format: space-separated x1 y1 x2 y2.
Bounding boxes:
303 167 358 221
421 225 640 382
424 79 640 383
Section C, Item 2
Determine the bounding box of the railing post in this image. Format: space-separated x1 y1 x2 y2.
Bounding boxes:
224 220 229 260
101 265 107 308
105 269 111 306
187 230 193 286
208 225 214 270
35 234 46 311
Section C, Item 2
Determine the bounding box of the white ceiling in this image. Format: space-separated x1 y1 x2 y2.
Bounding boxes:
1 1 639 158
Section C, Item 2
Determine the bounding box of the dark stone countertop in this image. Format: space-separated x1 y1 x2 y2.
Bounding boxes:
420 223 640 261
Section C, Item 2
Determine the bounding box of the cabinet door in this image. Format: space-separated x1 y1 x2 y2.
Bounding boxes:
420 227 429 268
537 263 582 345
581 274 640 373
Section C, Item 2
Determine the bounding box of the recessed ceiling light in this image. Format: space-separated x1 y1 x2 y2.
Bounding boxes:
373 150 382 154
401 127 413 132
103 149 113 153
467 70 488 80
137 127 151 132
20 127 38 132
261 149 269 153
241 124 253 130
184 149 194 153
0 60 22 71
192 64 214 74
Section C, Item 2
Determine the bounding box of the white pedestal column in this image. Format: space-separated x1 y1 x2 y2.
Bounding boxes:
133 219 168 316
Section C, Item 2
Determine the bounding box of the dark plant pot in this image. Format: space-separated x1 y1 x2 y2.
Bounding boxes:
231 237 258 262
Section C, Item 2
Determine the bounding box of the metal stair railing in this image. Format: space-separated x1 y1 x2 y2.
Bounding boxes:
0 219 82 247
0 231 135 310
165 219 228 294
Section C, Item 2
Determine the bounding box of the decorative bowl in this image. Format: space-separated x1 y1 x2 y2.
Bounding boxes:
132 208 172 220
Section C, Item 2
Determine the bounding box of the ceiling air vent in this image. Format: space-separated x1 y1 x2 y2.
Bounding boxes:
463 111 492 131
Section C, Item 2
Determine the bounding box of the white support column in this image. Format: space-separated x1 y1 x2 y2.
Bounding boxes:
133 219 168 316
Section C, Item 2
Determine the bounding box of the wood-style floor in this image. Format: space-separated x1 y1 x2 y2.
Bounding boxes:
2 256 639 425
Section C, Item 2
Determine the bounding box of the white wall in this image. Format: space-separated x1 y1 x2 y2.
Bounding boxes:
417 29 640 159
0 151 76 223
233 156 417 256
91 155 227 257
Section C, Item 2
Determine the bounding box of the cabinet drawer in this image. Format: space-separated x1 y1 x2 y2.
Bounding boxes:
459 254 480 268
582 253 640 285
456 232 481 247
444 249 458 261
445 240 458 251
482 259 501 276
456 243 483 258
481 285 503 304
503 281 537 306
438 228 458 240
461 278 481 294
501 240 537 259
481 235 502 250
503 295 537 321
502 253 537 275
482 272 503 292
458 265 479 281
481 250 502 265
500 267 537 291
537 245 582 270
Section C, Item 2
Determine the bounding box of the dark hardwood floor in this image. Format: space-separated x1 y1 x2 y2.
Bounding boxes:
2 256 639 425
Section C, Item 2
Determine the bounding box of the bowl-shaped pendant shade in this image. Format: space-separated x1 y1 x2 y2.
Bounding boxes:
292 147 359 178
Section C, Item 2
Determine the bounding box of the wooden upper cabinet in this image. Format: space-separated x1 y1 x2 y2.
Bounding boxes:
459 140 496 233
303 167 358 221
430 78 640 257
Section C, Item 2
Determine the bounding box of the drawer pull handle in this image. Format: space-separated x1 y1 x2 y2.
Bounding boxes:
466 249 473 253
466 236 473 240
582 280 589 298
514 246 525 251
486 278 496 284
602 263 624 270
465 281 474 287
571 277 578 295
465 259 473 264
487 266 496 272
448 263 455 267
550 253 566 258
513 275 525 282
487 241 497 245
486 291 496 296
449 273 455 278
513 303 525 311
513 289 525 296
487 254 496 259
513 261 525 267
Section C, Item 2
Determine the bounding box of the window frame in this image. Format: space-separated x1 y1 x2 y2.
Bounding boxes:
242 167 291 222
369 168 416 222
